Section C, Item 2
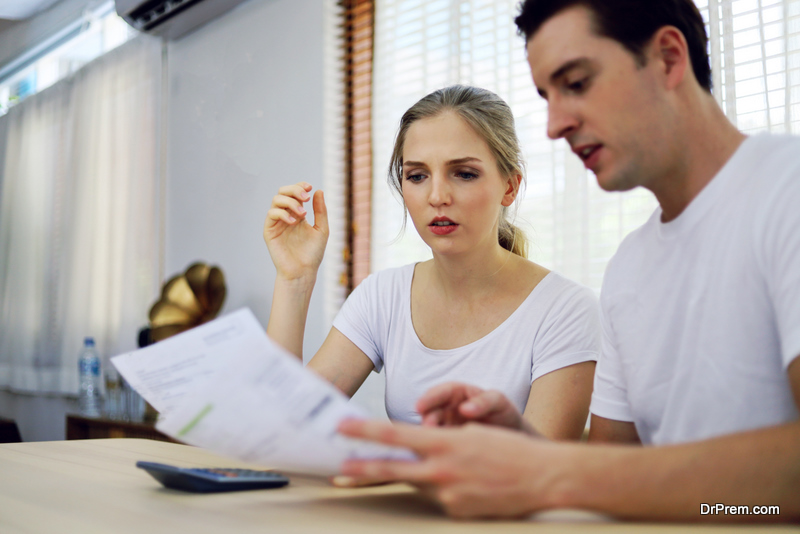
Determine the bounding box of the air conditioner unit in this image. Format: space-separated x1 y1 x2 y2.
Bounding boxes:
115 0 249 40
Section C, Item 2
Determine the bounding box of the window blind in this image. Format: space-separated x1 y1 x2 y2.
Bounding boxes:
322 0 348 325
342 0 375 292
700 0 800 134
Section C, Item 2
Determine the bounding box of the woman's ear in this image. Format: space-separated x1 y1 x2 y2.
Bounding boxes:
501 174 522 207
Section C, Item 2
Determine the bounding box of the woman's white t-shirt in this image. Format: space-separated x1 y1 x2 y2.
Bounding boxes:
332 264 601 423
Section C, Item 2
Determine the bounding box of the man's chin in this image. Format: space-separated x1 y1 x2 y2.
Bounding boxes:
594 170 639 193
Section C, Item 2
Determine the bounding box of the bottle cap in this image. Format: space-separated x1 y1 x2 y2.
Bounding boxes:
84 337 95 347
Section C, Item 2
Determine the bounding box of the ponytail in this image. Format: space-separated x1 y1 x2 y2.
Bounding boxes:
499 218 527 257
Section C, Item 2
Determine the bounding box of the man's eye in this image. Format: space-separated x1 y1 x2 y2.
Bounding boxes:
567 77 589 93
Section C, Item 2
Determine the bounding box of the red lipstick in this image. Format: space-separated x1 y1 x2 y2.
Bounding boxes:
429 216 458 236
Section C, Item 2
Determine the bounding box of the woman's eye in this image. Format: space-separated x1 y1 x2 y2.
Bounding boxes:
405 173 426 183
457 171 478 180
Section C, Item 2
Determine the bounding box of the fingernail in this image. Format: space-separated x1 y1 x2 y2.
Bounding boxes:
302 194 310 201
287 216 296 223
332 476 356 487
298 208 307 215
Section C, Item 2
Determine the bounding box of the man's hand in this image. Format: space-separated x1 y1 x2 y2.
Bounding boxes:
416 382 537 434
338 419 569 519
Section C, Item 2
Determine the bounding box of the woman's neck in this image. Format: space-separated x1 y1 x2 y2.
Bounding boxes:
426 243 516 299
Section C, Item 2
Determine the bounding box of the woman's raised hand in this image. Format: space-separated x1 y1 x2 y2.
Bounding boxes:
263 182 329 281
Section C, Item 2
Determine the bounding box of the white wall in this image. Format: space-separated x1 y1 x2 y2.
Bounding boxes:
166 0 387 420
165 0 327 355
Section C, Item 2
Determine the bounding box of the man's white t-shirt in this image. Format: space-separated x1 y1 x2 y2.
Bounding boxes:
334 264 600 423
590 133 800 445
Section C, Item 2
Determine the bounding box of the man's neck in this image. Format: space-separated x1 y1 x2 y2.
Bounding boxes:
650 93 747 223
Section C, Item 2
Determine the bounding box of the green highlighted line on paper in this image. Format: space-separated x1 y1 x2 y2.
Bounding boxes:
178 404 213 437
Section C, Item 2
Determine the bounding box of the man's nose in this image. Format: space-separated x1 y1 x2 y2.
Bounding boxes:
547 101 579 140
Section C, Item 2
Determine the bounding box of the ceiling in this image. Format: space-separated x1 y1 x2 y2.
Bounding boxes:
0 0 63 20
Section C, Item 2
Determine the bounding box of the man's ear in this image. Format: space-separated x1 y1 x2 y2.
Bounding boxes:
649 26 690 90
501 174 522 207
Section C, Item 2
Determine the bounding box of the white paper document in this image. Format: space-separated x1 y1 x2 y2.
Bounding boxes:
111 308 414 476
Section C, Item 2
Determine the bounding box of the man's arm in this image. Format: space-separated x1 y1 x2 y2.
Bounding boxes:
338 358 800 521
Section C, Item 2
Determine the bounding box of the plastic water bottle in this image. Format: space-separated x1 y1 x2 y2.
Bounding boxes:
78 337 102 417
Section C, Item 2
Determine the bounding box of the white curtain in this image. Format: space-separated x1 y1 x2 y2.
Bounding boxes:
0 35 163 394
371 0 800 291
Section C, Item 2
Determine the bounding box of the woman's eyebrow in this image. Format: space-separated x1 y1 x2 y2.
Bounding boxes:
402 161 427 168
402 157 482 168
447 157 482 165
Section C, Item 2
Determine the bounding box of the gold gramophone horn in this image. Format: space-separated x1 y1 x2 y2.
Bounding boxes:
148 262 226 342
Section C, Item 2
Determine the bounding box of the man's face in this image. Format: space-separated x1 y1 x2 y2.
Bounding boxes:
526 6 674 192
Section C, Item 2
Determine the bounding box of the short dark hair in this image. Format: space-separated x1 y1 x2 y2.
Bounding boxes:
514 0 712 92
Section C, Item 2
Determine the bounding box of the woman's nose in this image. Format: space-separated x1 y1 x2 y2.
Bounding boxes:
428 175 452 206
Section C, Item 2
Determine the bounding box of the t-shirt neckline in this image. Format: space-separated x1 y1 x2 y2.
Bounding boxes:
404 263 554 354
656 134 759 240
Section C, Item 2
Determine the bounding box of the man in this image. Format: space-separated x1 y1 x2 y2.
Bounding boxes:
337 0 800 521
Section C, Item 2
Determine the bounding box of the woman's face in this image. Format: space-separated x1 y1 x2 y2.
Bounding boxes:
401 111 517 257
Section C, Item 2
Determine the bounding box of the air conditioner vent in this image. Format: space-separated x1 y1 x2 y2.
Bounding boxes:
116 0 248 40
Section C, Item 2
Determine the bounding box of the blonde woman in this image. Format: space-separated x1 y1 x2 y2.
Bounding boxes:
263 85 598 441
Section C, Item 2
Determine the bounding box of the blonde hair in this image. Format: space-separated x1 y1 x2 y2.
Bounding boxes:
388 85 527 257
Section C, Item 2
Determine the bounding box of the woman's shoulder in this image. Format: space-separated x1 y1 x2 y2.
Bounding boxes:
511 259 598 311
360 263 415 285
350 263 416 300
535 271 599 315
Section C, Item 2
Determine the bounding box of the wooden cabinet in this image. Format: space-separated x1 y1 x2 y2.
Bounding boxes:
66 415 180 443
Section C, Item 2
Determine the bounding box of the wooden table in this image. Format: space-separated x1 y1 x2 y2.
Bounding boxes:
0 439 792 534
66 415 178 443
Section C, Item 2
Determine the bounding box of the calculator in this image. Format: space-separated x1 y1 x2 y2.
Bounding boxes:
136 461 290 493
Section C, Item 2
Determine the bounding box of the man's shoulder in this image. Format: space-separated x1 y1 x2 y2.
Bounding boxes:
602 210 660 283
742 133 800 177
739 133 800 222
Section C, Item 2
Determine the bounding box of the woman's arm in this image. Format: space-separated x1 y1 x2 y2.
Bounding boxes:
522 360 596 440
416 361 596 441
263 182 328 358
307 327 375 397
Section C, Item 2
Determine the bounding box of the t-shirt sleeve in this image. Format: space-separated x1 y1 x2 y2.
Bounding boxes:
530 284 601 383
759 159 800 370
331 274 385 372
589 297 635 422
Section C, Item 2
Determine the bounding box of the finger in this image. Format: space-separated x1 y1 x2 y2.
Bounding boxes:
272 195 308 218
330 475 395 488
459 390 507 419
415 382 472 414
266 207 296 226
277 183 312 202
312 190 328 235
340 458 440 484
338 419 446 455
420 409 442 427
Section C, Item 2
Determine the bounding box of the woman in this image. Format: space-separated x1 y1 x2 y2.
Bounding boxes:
263 85 598 441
